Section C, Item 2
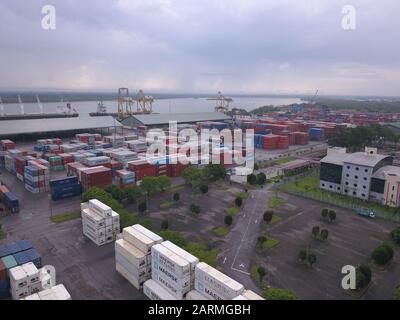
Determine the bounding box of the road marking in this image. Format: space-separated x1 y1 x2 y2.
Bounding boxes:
255 220 258 224
223 257 227 264
239 263 245 268
231 267 251 276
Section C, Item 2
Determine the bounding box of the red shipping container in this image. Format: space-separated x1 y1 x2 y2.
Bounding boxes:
0 259 6 281
81 166 112 192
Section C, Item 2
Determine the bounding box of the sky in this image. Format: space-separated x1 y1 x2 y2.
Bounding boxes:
0 0 399 96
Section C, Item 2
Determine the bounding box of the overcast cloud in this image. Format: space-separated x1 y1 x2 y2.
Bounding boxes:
0 0 399 95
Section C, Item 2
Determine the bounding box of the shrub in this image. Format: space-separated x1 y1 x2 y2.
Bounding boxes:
200 185 209 194
321 208 329 220
224 215 233 226
235 197 243 207
372 244 394 266
138 202 147 213
247 174 257 185
173 193 180 202
390 227 400 245
161 220 169 230
263 211 274 224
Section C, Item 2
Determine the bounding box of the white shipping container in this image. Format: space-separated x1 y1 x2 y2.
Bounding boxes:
116 252 150 279
122 227 155 254
116 262 144 290
22 262 40 285
242 289 264 300
151 271 188 300
23 293 40 300
143 279 178 301
232 295 247 300
83 229 106 246
151 244 190 277
115 239 148 269
185 290 209 300
38 288 55 300
194 279 225 300
132 224 163 243
112 211 120 224
28 282 42 295
81 202 89 211
195 263 244 299
161 241 199 273
82 208 105 227
83 224 106 237
51 284 72 300
9 266 27 289
11 286 29 300
89 199 112 217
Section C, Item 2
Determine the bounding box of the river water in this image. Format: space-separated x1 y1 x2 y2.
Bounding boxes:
1 96 303 116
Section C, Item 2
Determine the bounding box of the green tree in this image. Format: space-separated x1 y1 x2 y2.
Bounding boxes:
262 288 297 300
235 197 243 207
138 202 147 214
256 172 267 185
205 164 226 181
200 185 209 194
328 210 336 222
161 220 169 230
263 211 274 224
224 215 233 226
123 186 143 204
355 269 367 290
394 284 400 300
321 208 329 220
159 230 187 247
247 174 257 185
104 184 124 202
257 267 266 282
298 250 308 262
157 175 171 191
173 192 180 202
140 176 159 196
190 204 200 215
320 229 329 241
312 226 320 239
371 244 394 266
257 236 267 247
358 264 372 287
307 252 317 266
390 227 400 245
183 166 205 187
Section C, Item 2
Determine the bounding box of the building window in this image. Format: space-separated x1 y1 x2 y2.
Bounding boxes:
355 176 358 179
364 177 367 181
329 185 333 189
354 184 357 187
356 167 359 171
353 192 356 195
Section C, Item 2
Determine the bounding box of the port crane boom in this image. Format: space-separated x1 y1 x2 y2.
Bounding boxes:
207 91 233 113
0 97 4 116
18 95 25 115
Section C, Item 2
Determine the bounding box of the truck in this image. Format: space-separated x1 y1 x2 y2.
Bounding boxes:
357 208 376 219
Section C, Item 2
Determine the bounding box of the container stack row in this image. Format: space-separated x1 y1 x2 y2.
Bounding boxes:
116 225 163 289
81 199 120 246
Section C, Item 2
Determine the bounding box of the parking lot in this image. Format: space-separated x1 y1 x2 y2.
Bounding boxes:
257 193 400 299
0 169 144 300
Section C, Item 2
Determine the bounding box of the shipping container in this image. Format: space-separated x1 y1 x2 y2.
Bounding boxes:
122 227 157 254
143 279 178 300
152 244 191 278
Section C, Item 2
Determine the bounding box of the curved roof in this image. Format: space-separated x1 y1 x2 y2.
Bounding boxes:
343 152 390 167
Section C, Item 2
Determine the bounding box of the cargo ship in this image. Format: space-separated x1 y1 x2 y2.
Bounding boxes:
0 96 79 121
89 101 119 118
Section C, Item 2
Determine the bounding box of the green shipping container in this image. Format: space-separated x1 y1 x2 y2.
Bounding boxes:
1 255 17 270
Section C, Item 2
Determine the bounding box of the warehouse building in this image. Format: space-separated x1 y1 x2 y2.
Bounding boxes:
319 147 400 207
120 112 232 129
0 116 123 141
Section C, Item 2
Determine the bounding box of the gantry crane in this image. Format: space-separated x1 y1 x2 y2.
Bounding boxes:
0 97 4 116
207 91 233 113
117 88 154 118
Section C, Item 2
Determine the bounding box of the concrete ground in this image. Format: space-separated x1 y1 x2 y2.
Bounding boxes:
0 169 144 300
256 193 400 300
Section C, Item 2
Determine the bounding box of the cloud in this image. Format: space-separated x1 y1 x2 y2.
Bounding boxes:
0 0 399 95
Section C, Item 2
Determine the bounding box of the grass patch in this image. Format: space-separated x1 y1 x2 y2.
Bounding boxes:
160 201 174 210
50 210 81 224
235 191 249 199
273 157 295 165
270 214 282 225
0 229 6 240
226 207 240 216
256 236 280 252
268 197 286 208
262 287 298 300
159 230 187 247
184 242 220 267
213 226 230 237
281 174 400 222
168 185 185 194
250 265 262 285
190 192 202 200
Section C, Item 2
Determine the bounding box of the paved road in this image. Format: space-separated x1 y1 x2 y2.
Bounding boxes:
217 187 275 293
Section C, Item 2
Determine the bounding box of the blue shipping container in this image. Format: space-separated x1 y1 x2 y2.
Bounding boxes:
0 245 10 258
13 251 30 265
24 249 42 268
50 176 79 188
6 243 20 255
17 240 33 252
